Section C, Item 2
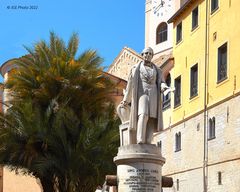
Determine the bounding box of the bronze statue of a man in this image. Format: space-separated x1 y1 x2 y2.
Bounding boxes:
119 47 168 144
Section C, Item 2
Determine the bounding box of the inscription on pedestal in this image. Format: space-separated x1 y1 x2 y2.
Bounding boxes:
118 164 161 192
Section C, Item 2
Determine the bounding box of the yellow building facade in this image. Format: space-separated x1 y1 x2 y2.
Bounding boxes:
155 0 240 191
167 0 240 124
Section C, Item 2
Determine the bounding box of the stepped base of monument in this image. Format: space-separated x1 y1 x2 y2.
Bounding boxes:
114 144 165 192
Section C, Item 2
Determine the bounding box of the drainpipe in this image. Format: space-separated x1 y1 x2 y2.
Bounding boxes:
203 0 210 191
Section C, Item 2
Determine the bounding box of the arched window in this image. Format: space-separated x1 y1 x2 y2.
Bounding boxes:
208 117 216 140
175 132 181 152
156 22 168 44
157 140 162 151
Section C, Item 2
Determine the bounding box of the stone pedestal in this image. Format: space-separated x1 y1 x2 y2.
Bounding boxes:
114 144 165 192
119 122 136 146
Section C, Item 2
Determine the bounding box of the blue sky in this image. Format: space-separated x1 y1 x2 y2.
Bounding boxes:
0 0 145 81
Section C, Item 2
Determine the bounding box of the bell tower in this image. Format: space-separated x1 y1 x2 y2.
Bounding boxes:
145 0 177 56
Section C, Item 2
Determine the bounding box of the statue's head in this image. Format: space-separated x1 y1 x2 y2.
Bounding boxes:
141 47 154 62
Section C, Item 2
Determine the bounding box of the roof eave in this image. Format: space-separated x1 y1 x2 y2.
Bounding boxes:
168 0 195 23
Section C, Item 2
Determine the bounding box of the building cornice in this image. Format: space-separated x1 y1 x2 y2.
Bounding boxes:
0 59 17 77
168 0 195 23
164 157 240 177
155 90 240 135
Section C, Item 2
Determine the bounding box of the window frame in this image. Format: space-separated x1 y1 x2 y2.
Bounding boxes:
208 117 216 140
163 73 171 110
218 171 222 185
174 76 181 108
176 22 182 44
192 6 199 30
157 141 162 152
190 64 198 98
175 132 181 152
176 179 180 191
156 22 168 44
217 42 228 83
211 0 219 14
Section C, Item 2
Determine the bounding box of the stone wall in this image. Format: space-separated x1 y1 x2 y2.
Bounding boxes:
153 94 240 192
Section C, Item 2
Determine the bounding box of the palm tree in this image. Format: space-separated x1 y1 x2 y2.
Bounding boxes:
0 32 119 192
6 32 113 119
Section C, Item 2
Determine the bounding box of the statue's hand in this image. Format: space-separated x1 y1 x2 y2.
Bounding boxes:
161 83 176 96
120 100 129 108
161 83 169 92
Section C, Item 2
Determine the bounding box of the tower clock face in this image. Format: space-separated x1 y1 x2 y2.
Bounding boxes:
152 0 172 17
